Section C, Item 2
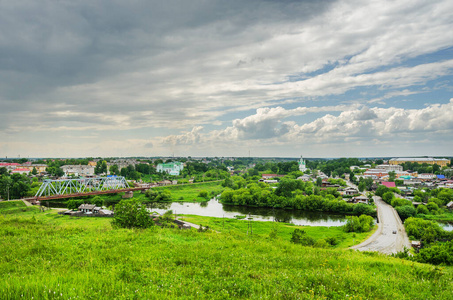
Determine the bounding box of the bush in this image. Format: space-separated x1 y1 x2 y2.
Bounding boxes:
353 203 375 216
416 241 453 265
395 205 416 220
343 215 374 233
291 229 316 246
198 190 209 198
112 199 153 229
416 205 429 215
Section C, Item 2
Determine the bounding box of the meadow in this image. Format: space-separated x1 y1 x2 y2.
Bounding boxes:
152 181 224 202
1 200 453 299
181 215 374 249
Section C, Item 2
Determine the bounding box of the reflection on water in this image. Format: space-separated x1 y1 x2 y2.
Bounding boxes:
148 198 347 227
440 222 453 232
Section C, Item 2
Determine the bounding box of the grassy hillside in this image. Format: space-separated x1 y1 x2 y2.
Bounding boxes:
1 201 452 299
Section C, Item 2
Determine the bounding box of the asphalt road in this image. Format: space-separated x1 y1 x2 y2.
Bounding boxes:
350 196 411 254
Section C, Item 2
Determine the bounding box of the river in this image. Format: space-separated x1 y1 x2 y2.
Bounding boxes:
148 198 347 226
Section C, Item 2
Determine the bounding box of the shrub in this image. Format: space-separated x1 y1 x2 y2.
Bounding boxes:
291 229 316 246
343 215 374 233
395 205 416 220
416 205 429 215
198 190 209 198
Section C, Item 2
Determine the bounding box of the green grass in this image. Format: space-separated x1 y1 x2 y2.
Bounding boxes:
0 200 39 215
1 209 453 299
418 211 453 222
181 215 375 248
2 202 452 299
152 181 224 202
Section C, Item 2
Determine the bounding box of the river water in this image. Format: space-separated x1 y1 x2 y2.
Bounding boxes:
148 198 347 226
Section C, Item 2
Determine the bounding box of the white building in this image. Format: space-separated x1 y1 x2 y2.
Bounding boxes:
376 164 403 172
62 165 95 176
156 162 184 176
299 156 308 172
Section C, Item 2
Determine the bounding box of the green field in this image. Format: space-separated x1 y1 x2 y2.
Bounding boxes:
181 215 375 249
151 181 224 202
1 200 453 299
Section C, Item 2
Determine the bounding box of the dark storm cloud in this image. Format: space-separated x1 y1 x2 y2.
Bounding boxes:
0 0 335 134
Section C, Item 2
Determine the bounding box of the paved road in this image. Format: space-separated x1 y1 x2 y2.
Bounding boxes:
350 196 411 254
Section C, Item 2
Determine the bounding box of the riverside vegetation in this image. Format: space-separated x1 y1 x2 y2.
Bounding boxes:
1 201 453 299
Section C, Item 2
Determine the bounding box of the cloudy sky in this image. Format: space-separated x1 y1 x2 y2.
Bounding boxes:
1 0 453 158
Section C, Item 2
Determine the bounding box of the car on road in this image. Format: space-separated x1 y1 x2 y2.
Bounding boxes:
392 230 397 234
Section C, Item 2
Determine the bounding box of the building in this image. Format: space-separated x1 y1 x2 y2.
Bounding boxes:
61 165 95 176
363 169 388 178
19 164 47 173
418 173 436 180
11 168 30 175
381 182 396 188
299 156 308 172
376 164 403 172
389 157 450 167
156 162 184 176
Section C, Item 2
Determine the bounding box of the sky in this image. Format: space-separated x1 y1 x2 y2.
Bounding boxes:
1 0 453 158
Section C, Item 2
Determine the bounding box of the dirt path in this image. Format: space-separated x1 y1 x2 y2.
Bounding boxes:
350 196 411 254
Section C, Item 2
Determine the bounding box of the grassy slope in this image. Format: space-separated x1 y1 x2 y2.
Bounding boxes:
1 201 453 299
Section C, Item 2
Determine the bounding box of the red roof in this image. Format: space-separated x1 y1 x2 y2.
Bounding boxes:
12 168 30 172
381 182 396 188
0 163 20 166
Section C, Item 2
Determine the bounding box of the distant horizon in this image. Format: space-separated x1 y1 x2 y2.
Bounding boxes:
1 155 452 161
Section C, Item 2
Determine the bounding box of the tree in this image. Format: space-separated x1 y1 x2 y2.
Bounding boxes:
95 160 108 175
395 205 416 220
109 164 119 175
358 181 366 192
0 167 7 176
316 177 322 187
388 171 396 182
112 199 153 229
31 167 38 175
382 191 395 204
416 204 429 215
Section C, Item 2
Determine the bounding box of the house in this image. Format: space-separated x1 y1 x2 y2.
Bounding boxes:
11 168 31 175
446 201 453 210
437 175 446 180
381 182 396 188
352 195 369 204
418 173 436 180
342 187 359 196
297 174 312 181
78 204 101 214
411 241 421 249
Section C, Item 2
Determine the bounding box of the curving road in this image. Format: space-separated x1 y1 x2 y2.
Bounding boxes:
350 196 411 254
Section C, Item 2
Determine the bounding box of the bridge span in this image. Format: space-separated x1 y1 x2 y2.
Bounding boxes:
33 176 147 201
